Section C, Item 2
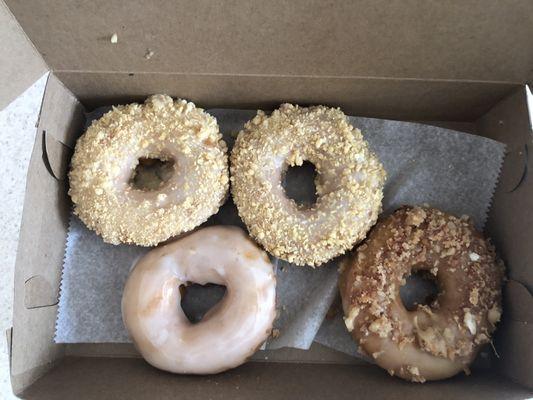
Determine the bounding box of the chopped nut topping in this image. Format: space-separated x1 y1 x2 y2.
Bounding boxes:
464 311 477 335
469 252 480 261
372 350 385 359
406 208 427 226
343 307 360 332
339 206 504 383
488 305 501 325
407 365 420 376
407 366 426 383
368 316 392 338
469 288 479 305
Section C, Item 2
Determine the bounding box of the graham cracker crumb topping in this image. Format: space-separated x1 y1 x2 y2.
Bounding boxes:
69 95 229 245
230 104 386 266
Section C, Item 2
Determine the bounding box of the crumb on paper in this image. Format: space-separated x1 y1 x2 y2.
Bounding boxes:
271 328 280 338
110 33 118 44
144 49 155 59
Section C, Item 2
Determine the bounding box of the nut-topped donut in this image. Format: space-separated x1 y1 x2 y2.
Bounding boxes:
230 104 386 266
69 95 229 246
340 206 504 382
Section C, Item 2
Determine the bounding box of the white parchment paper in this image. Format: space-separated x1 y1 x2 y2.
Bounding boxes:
55 108 504 358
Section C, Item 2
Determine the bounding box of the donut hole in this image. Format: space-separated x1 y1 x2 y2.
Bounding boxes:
179 282 227 323
400 270 440 311
129 157 175 191
282 161 318 207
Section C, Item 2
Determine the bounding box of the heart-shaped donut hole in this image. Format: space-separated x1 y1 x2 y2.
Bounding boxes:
179 282 227 323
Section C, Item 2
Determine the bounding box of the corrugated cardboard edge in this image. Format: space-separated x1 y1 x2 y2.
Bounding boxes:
0 0 47 110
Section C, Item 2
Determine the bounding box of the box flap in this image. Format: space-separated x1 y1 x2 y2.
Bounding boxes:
0 0 47 110
478 87 533 290
5 0 533 83
22 357 532 400
55 71 518 121
476 86 533 388
10 74 84 395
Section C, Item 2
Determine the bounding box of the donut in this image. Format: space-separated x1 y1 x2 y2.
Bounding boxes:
230 104 386 266
339 206 504 382
69 95 229 246
121 226 276 374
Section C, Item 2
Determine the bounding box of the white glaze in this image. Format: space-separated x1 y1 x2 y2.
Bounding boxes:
122 226 276 374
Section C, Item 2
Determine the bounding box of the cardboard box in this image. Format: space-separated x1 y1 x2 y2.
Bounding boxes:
2 1 532 398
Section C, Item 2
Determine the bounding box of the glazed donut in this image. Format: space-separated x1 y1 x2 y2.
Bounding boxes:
340 206 504 382
69 95 229 246
122 226 276 374
230 104 386 266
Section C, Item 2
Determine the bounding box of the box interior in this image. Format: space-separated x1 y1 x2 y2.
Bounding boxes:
2 1 533 398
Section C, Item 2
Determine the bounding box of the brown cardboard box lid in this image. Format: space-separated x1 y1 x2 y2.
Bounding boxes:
2 0 533 111
0 1 47 110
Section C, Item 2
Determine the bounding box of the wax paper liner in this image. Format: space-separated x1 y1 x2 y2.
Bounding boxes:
55 108 505 360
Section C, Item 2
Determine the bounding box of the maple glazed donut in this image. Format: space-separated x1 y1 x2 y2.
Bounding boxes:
340 206 504 382
230 104 386 266
122 226 276 374
69 94 229 246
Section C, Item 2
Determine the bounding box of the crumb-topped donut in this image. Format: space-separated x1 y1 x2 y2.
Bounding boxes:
69 95 229 246
230 104 386 266
340 206 504 382
122 226 276 374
